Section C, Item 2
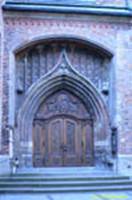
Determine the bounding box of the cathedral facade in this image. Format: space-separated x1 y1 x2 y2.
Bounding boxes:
0 0 132 174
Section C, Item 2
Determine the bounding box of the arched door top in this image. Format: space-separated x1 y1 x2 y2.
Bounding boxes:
33 90 94 167
35 90 92 119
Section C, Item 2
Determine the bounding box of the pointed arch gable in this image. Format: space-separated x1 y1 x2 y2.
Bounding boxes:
16 51 110 167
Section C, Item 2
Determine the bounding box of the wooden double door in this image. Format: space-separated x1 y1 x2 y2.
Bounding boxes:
33 91 94 167
33 117 93 167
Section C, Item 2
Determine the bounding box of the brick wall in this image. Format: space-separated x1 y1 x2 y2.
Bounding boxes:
0 1 4 151
1 6 132 172
3 11 132 148
116 31 132 154
2 13 116 134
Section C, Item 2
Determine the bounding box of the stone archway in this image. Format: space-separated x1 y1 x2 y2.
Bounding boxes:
33 90 94 167
16 50 111 167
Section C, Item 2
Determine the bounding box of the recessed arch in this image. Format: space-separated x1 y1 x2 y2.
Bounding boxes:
16 50 111 167
13 34 114 58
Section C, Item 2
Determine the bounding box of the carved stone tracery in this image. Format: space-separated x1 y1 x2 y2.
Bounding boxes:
16 40 110 113
35 91 92 121
15 39 111 168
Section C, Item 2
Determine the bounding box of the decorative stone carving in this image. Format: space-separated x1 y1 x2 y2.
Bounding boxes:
35 90 92 120
16 41 110 93
15 41 110 117
16 56 25 93
16 45 110 168
47 94 78 113
95 147 113 168
111 126 118 157
101 81 109 95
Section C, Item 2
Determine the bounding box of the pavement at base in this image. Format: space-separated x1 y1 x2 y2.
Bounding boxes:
1 192 132 200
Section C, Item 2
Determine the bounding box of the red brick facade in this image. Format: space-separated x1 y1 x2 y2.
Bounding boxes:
0 0 4 152
0 0 132 173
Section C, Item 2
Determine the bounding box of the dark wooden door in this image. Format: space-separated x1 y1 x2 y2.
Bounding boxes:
63 118 81 166
48 118 63 166
33 91 94 167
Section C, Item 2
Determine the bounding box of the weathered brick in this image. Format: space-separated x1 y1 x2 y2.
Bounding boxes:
0 1 132 172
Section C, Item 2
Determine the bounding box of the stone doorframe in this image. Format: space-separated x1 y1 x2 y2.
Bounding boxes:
14 49 111 167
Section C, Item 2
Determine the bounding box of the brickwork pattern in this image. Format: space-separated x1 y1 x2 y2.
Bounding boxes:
116 31 132 154
0 9 132 158
2 15 117 139
0 1 4 151
3 12 132 153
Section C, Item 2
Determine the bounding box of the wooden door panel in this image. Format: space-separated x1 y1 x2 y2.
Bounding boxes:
48 119 63 166
65 120 76 154
41 123 48 166
82 122 94 166
33 122 44 167
64 119 81 166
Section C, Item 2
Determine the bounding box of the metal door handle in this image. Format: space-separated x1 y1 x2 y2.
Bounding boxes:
60 144 67 152
63 145 67 152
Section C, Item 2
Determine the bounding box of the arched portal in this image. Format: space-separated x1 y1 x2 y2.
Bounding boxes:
16 50 111 167
33 90 94 167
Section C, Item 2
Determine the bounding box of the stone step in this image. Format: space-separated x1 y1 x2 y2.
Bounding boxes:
0 172 131 194
0 180 132 187
17 167 109 173
16 167 122 176
17 169 118 176
0 175 129 182
0 185 132 193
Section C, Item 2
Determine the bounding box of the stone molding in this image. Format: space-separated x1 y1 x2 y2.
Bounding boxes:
16 50 110 167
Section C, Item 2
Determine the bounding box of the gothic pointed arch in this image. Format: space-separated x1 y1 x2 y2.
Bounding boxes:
16 50 110 166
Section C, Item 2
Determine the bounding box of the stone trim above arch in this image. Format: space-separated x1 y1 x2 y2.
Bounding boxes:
13 34 114 58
